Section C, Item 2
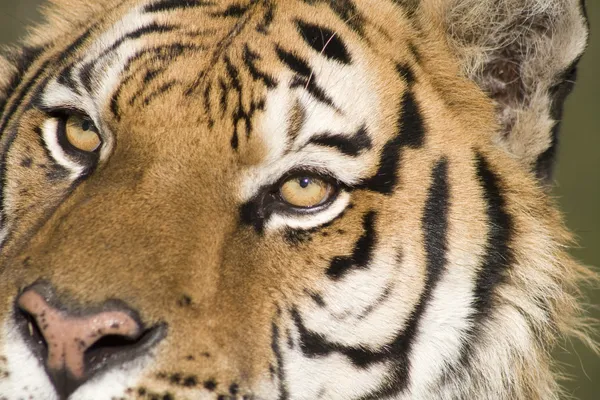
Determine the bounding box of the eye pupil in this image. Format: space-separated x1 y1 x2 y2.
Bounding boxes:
81 121 91 131
299 177 311 188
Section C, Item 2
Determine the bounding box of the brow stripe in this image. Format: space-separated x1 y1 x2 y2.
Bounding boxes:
143 0 215 13
308 126 372 156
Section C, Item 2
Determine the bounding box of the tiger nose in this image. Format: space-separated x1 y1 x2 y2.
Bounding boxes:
15 284 158 397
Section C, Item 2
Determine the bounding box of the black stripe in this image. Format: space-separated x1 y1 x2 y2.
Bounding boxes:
0 46 44 121
360 158 450 399
292 308 387 367
210 3 250 17
243 45 277 88
224 56 249 147
144 0 214 13
144 67 167 84
296 20 352 64
302 0 366 36
256 2 276 34
391 0 420 18
454 152 513 371
218 78 228 114
126 67 169 106
356 132 403 195
357 285 393 320
230 130 239 149
275 47 311 78
308 291 326 307
110 43 202 119
0 62 49 136
0 29 92 229
224 55 242 90
398 91 424 148
356 90 424 194
0 60 51 217
271 320 289 400
79 61 95 93
395 63 415 86
60 28 93 63
289 76 337 110
57 64 80 93
80 23 179 93
203 83 214 127
309 125 372 156
275 46 340 108
472 153 513 322
408 42 421 64
110 75 133 120
143 80 179 106
326 211 377 279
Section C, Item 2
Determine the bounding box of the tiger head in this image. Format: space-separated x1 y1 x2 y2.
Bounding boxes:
0 0 593 399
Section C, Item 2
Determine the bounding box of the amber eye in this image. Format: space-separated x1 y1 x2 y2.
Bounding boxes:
279 176 334 208
64 115 101 153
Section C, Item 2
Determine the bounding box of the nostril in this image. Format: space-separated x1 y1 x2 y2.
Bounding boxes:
83 326 166 376
87 334 142 353
14 285 168 398
16 307 48 362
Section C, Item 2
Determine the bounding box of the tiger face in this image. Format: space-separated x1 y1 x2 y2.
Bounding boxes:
0 0 593 399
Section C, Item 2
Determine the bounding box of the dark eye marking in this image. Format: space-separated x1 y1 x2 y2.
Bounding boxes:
326 211 377 279
296 20 352 64
308 125 372 156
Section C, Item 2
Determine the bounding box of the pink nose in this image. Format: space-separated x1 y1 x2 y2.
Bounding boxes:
15 283 166 398
18 289 141 380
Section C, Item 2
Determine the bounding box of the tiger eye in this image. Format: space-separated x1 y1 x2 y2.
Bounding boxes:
65 115 101 153
280 177 333 208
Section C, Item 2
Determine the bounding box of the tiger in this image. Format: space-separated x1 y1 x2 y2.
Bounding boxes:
0 0 595 399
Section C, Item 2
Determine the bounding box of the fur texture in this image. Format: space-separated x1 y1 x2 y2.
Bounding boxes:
0 0 595 399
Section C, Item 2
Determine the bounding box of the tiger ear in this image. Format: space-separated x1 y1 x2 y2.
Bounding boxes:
439 0 588 184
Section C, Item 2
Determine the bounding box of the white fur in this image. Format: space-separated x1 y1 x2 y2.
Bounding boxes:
41 118 86 180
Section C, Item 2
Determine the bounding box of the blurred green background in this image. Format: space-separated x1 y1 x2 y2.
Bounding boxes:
0 0 598 398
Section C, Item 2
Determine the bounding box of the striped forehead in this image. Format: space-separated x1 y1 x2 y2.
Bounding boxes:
40 3 179 117
39 3 386 104
37 0 420 183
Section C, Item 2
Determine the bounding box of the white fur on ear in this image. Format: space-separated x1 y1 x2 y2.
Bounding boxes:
444 0 588 182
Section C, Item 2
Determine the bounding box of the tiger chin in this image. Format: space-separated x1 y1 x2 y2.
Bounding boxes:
0 0 596 399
